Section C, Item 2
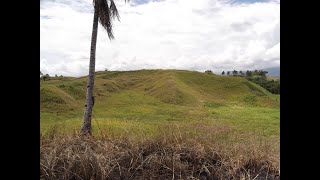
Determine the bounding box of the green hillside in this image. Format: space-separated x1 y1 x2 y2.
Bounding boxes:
40 69 279 140
40 69 280 178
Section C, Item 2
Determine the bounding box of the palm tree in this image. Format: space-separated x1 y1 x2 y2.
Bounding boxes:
81 0 128 136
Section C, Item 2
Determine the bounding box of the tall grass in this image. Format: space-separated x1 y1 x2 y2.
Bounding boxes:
40 125 279 180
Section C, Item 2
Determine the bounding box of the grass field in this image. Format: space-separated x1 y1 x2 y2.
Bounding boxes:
40 69 280 179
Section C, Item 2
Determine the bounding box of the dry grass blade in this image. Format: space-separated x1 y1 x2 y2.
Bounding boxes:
40 132 279 180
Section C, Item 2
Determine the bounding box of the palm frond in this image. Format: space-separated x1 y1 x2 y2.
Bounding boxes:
93 0 114 39
110 0 120 21
93 0 129 40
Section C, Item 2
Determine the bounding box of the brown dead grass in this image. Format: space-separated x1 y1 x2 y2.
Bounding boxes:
40 127 279 180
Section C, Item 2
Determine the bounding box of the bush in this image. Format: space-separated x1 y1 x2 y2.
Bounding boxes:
205 70 213 74
41 74 50 81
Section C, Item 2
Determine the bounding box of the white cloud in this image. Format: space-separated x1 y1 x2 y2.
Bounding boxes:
40 0 280 76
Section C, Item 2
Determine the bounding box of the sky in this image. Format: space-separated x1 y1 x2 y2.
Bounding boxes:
40 0 280 77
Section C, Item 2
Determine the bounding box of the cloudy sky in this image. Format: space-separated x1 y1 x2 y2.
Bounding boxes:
40 0 280 77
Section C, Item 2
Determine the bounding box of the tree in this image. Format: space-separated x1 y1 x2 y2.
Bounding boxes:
246 70 252 77
221 71 225 75
227 71 230 76
258 70 268 79
42 74 50 81
81 0 129 136
205 70 213 74
239 70 244 76
55 74 58 78
232 70 238 76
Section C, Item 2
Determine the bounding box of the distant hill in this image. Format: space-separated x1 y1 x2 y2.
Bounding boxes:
263 67 280 77
40 69 279 114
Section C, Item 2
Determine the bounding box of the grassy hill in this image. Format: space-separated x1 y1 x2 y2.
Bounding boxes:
40 69 279 136
40 69 280 179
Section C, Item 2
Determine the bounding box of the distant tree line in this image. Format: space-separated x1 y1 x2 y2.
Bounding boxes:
221 70 280 94
40 71 63 81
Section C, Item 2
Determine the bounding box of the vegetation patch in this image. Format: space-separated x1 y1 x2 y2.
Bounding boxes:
40 70 280 179
40 132 280 180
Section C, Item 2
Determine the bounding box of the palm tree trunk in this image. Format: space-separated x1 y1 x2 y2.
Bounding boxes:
81 8 99 136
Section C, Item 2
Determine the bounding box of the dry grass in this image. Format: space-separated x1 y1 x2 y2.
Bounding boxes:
40 127 279 180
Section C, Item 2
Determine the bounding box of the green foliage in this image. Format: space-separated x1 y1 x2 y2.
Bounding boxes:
205 70 213 74
246 76 280 94
223 69 280 94
232 70 238 76
239 70 244 76
41 74 50 81
246 70 252 76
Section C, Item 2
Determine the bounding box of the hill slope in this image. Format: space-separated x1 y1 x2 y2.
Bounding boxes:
40 69 278 112
40 69 279 137
40 70 280 179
